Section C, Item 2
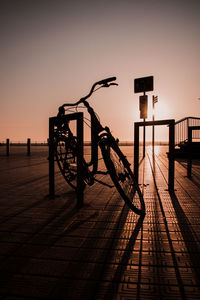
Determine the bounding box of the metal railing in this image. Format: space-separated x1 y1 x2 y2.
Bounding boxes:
2 138 31 156
175 117 200 146
187 126 200 178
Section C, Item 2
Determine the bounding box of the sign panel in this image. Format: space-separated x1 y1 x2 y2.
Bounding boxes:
139 95 148 119
134 76 154 93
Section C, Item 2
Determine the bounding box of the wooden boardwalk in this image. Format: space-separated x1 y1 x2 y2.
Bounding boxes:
0 145 199 299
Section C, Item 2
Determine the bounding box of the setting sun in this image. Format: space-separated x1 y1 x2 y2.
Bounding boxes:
152 99 171 121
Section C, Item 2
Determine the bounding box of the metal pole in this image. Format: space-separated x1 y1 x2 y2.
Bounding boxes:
143 118 146 157
6 138 9 156
152 97 155 149
168 120 175 192
187 118 189 141
91 114 98 174
76 113 84 208
187 126 200 177
142 91 147 158
27 138 31 156
49 118 55 197
134 123 139 184
187 127 192 178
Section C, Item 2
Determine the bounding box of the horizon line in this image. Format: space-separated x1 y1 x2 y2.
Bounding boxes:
0 141 170 146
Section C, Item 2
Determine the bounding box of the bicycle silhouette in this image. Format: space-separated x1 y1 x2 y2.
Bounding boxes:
54 77 145 216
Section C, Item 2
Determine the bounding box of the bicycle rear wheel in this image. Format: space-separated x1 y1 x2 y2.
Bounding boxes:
55 136 93 189
100 138 145 215
55 136 79 189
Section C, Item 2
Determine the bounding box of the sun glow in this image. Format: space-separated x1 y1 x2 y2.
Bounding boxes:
140 97 171 143
148 98 170 121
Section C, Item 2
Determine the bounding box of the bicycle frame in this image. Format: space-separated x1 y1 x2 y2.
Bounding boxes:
82 100 111 176
64 100 111 178
89 112 99 174
55 77 145 215
58 77 118 179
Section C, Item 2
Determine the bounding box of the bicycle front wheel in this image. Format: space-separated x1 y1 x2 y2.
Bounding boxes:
100 139 145 215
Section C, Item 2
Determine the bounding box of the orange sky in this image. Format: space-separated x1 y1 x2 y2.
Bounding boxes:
1 0 200 142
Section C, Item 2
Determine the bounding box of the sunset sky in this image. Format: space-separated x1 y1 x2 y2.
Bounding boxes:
1 0 200 142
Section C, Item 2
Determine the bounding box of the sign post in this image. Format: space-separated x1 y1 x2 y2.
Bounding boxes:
139 94 148 157
134 76 154 158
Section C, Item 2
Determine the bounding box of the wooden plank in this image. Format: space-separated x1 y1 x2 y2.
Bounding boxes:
0 145 199 299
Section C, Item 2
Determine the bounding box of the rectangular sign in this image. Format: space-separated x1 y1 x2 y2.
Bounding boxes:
134 76 154 93
139 95 148 119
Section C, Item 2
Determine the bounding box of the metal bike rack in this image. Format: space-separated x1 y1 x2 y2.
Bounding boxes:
187 126 200 178
134 119 175 192
49 112 84 208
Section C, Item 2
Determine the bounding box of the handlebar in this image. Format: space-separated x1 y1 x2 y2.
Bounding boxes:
96 77 117 85
59 77 118 110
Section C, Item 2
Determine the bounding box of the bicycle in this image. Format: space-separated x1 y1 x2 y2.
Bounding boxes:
54 77 145 215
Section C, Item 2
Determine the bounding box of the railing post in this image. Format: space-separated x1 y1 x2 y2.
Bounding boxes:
187 127 192 178
168 120 175 192
76 113 84 208
134 123 139 184
6 138 9 156
49 117 55 197
27 138 31 156
187 118 189 142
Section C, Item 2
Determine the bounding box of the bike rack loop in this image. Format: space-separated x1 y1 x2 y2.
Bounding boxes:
49 112 84 208
134 119 175 192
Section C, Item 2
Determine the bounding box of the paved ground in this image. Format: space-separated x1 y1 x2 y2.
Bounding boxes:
0 145 200 299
